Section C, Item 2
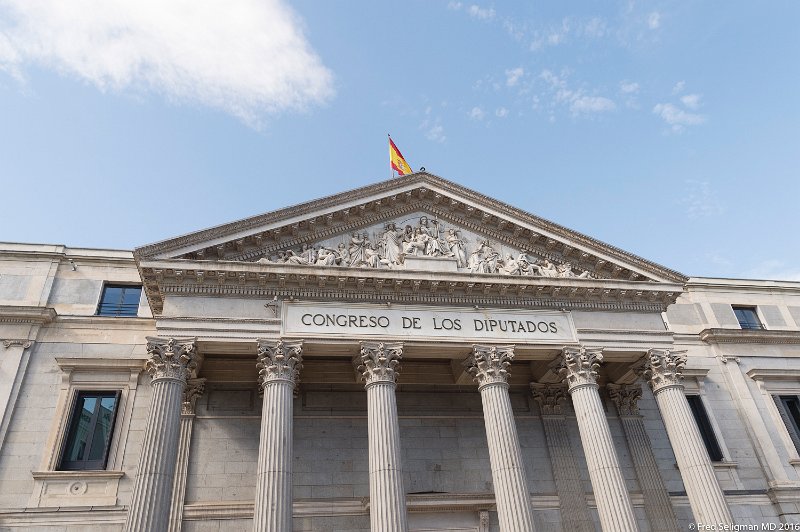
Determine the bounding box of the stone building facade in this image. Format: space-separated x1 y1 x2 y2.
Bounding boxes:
1 172 800 531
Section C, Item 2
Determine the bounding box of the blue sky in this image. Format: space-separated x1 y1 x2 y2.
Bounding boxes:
1 1 798 280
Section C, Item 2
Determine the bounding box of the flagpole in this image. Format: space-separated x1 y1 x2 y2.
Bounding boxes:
388 133 394 179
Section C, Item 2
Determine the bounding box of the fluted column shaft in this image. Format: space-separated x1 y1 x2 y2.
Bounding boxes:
467 345 535 532
643 349 732 526
169 379 206 532
356 342 409 532
608 384 679 532
532 384 593 532
253 340 303 532
557 347 639 532
126 337 198 532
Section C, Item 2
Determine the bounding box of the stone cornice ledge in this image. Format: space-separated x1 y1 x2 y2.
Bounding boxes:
31 470 125 480
746 369 800 381
55 358 147 373
700 328 800 345
0 305 57 324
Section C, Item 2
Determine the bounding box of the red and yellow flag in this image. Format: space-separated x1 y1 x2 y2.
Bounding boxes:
389 136 413 176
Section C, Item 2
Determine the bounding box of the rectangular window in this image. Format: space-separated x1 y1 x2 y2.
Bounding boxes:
686 395 724 461
96 284 141 317
774 395 800 453
59 391 120 470
732 306 763 330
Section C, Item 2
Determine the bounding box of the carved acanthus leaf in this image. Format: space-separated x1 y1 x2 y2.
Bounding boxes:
606 383 642 416
531 383 568 415
355 342 403 385
556 346 603 391
182 378 207 415
465 345 515 388
145 337 198 382
257 339 303 387
641 349 686 393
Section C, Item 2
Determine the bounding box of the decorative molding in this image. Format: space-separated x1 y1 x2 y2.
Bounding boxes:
746 369 800 382
1 339 33 349
700 328 800 345
256 339 303 387
0 305 56 324
530 383 568 415
465 344 515 389
607 383 643 416
556 346 602 391
641 348 687 393
145 337 199 382
355 341 403 385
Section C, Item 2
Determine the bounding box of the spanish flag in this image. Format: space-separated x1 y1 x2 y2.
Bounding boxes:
389 136 413 176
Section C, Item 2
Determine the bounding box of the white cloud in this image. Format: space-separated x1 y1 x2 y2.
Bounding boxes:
419 107 446 143
647 12 661 29
672 80 686 94
680 93 702 109
0 0 334 126
582 17 607 38
505 67 524 87
469 106 485 120
495 107 508 118
570 95 615 114
680 180 723 219
540 69 616 116
467 5 495 21
653 102 706 131
620 81 640 94
447 1 463 10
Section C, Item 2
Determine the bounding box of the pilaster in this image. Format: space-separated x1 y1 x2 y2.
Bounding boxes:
168 378 206 532
466 345 535 532
607 383 680 532
531 383 593 532
556 346 639 531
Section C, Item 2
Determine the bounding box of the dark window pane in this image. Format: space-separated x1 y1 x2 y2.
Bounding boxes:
59 391 119 470
687 395 724 462
97 284 141 317
732 306 763 330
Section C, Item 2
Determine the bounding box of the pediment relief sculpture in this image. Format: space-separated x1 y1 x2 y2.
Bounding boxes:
253 213 596 279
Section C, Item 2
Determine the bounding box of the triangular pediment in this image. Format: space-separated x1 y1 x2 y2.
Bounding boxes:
134 172 686 314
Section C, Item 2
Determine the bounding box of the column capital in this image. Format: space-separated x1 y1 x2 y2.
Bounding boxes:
556 346 603 392
641 348 686 394
356 341 403 385
2 339 33 349
257 339 303 387
181 378 207 415
145 337 199 382
465 344 514 389
607 383 643 416
531 383 568 415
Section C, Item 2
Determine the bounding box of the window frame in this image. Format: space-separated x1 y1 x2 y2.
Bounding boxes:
686 394 725 462
58 390 122 471
95 283 143 317
731 305 764 330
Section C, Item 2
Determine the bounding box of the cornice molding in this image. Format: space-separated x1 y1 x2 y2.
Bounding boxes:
138 259 683 315
0 305 57 324
746 369 800 382
700 328 800 345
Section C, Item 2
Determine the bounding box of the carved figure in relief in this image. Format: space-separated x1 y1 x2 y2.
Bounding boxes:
418 216 445 256
381 222 403 265
557 262 592 278
348 232 368 266
364 242 381 269
534 259 559 278
499 253 520 275
445 229 466 267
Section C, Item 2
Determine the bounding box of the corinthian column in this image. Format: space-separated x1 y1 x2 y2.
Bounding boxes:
125 337 199 532
466 345 535 532
642 349 732 526
531 384 593 532
556 347 639 532
253 339 303 532
607 383 679 532
355 342 409 532
168 378 206 532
